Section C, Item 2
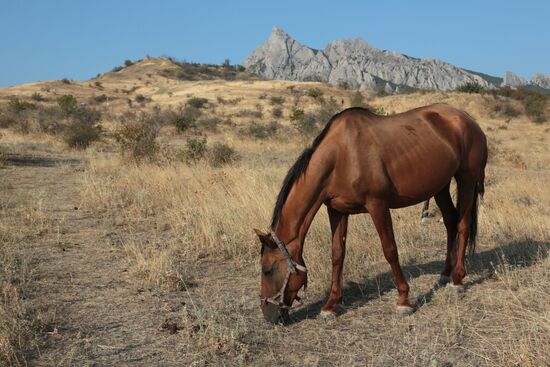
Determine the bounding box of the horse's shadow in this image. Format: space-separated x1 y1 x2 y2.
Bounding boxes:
289 239 549 324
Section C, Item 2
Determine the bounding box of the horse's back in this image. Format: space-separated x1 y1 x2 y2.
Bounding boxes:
322 104 486 209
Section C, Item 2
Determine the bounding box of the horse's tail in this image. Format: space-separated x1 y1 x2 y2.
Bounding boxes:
468 143 487 256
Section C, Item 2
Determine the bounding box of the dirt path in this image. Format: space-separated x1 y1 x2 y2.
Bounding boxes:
4 154 188 366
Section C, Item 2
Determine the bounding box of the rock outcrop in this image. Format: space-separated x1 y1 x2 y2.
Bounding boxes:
501 71 550 91
502 71 528 87
243 27 493 91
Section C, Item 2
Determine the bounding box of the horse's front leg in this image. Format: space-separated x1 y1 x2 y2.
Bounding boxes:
320 207 348 319
367 199 414 315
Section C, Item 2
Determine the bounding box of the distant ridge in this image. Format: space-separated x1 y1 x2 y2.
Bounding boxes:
243 27 548 93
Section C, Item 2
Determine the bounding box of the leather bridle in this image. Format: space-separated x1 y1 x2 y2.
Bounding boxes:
260 231 308 309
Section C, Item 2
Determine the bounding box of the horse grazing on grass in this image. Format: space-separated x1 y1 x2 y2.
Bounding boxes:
254 103 487 323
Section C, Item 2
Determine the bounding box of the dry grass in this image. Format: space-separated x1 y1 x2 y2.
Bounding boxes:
76 96 549 365
1 63 549 365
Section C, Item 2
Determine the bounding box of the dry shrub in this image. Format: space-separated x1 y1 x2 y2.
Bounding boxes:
172 106 202 133
186 97 209 109
207 142 239 167
239 121 280 139
63 107 102 149
271 106 283 118
115 118 159 162
269 96 285 105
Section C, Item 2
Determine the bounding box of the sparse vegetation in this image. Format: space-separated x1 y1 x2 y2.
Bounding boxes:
269 95 285 105
350 90 368 108
63 106 102 149
306 87 324 99
455 81 485 94
115 117 159 162
271 106 283 118
240 121 280 139
181 136 207 162
207 142 239 167
186 97 209 109
171 106 202 133
31 92 44 101
1 61 550 366
57 94 78 116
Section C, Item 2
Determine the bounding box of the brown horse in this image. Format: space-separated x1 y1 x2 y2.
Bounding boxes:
254 103 487 323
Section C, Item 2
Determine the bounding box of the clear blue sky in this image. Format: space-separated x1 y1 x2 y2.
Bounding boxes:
1 0 548 87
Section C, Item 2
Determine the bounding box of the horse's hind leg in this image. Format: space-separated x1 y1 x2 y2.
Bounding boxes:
434 182 458 286
320 207 348 319
366 199 413 315
420 199 430 223
451 174 477 290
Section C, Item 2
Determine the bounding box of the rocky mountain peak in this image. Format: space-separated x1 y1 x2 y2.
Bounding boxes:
243 27 495 92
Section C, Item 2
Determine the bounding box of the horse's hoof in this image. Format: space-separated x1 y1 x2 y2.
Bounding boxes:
447 283 465 296
396 305 415 316
421 217 430 224
319 310 337 320
436 275 450 287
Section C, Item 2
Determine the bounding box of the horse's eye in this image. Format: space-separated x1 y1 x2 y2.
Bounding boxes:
262 269 272 276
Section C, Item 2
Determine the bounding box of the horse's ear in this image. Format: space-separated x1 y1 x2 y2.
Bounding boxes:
253 228 276 248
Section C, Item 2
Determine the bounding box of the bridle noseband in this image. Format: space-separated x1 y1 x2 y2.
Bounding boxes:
261 231 307 309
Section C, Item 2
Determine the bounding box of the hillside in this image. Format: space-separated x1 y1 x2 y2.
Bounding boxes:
1 57 549 366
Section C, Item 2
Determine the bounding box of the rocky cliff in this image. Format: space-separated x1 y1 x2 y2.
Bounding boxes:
243 27 494 92
503 71 550 90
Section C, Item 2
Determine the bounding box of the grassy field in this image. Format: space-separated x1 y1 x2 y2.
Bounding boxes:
0 58 549 366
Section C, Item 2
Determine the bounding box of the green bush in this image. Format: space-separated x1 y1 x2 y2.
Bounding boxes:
290 108 317 134
124 59 134 67
502 104 521 118
306 87 324 99
115 118 159 162
338 81 350 90
524 95 547 122
31 92 44 101
208 142 239 167
272 106 283 118
317 96 340 122
63 107 102 149
240 121 280 139
37 107 64 134
92 94 108 104
181 137 207 162
135 94 149 103
170 106 202 133
455 82 485 94
269 96 285 105
57 94 78 116
8 98 36 113
186 97 209 109
197 116 222 132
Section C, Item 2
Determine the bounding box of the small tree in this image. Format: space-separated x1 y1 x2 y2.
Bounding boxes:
57 94 78 116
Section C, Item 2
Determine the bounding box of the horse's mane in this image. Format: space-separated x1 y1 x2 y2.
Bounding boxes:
270 107 368 229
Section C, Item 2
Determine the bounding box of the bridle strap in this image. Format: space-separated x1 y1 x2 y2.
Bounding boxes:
261 231 307 309
270 231 307 273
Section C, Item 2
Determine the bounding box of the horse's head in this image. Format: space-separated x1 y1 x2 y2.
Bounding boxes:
254 229 308 324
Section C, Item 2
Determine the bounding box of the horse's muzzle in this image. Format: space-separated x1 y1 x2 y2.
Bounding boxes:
261 302 289 324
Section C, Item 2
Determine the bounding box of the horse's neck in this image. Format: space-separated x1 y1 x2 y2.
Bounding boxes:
274 178 324 257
